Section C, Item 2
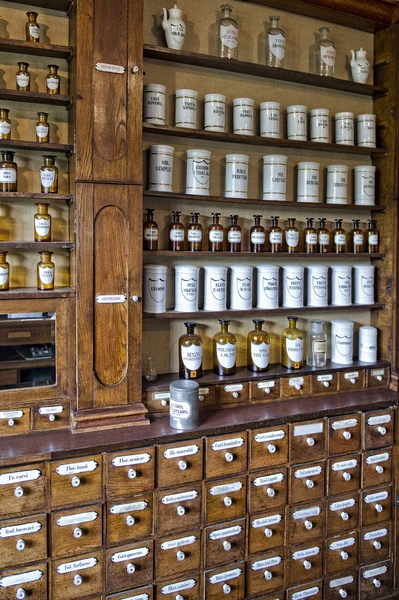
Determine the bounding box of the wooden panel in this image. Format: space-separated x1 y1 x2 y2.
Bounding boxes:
156 577 200 600
106 540 153 594
0 513 47 569
156 530 201 580
0 462 47 517
205 432 248 478
50 455 103 509
157 439 203 487
205 518 246 569
248 509 285 555
157 484 202 535
51 552 103 600
324 573 357 600
106 492 154 544
287 501 325 546
360 523 391 564
204 563 245 600
250 425 289 470
107 447 155 498
326 493 360 537
324 532 359 575
246 549 284 596
0 562 47 600
51 504 103 557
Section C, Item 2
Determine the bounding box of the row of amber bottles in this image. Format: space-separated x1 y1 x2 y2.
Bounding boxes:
0 109 51 142
0 152 58 193
16 62 60 94
0 251 55 291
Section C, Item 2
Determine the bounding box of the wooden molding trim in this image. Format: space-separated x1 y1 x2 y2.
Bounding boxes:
71 403 149 433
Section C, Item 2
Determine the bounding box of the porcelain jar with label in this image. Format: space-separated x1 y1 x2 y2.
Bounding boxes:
354 165 376 205
233 98 254 135
282 265 304 308
256 264 279 309
175 89 198 129
306 264 328 307
204 93 226 132
262 155 287 201
297 162 320 203
149 145 174 192
174 264 200 312
204 264 227 311
331 265 352 306
143 264 167 313
225 154 249 198
326 164 349 204
143 84 166 124
260 101 280 138
186 149 211 195
335 112 354 145
310 108 330 143
331 319 354 365
230 264 253 310
287 105 307 141
169 380 199 431
357 114 376 148
353 264 375 304
359 325 377 363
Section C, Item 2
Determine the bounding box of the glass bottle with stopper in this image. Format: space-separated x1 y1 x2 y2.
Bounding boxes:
333 218 346 253
306 320 327 368
227 214 241 252
268 215 282 252
0 109 11 140
34 203 51 242
266 15 285 68
16 62 30 91
218 4 239 60
0 151 17 192
317 218 330 253
304 217 317 254
46 65 60 94
0 251 9 290
281 316 303 369
41 155 58 193
179 322 203 380
366 219 379 253
317 26 335 77
36 112 49 143
350 219 364 253
25 11 40 42
247 319 270 373
143 208 158 251
169 211 185 251
208 212 224 252
250 215 265 253
285 217 299 253
37 251 55 290
187 212 203 252
213 319 236 375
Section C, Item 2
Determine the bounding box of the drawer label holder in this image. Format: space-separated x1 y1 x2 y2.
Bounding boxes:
363 566 387 579
163 445 199 459
57 511 98 527
257 381 275 389
110 501 148 514
292 546 320 560
344 371 359 380
294 422 323 436
366 452 390 465
332 459 358 471
317 374 333 382
251 556 282 570
38 405 64 415
292 587 319 600
111 547 149 563
0 521 42 538
0 469 41 485
289 377 304 387
371 369 385 377
0 569 43 587
162 490 198 505
123 594 150 600
368 414 391 426
57 557 97 573
330 575 354 588
211 437 244 451
330 498 355 511
254 472 284 486
329 537 355 551
364 528 388 541
293 506 321 520
56 460 98 476
252 514 282 528
161 579 196 594
210 525 242 540
209 568 242 584
112 453 151 467
210 481 242 495
0 410 23 419
364 491 389 503
255 430 285 443
161 535 196 550
332 418 358 430
294 466 322 479
224 384 243 393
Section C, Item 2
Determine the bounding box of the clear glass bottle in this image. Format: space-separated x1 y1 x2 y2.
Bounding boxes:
281 316 304 369
37 251 55 290
34 203 51 242
208 212 224 252
285 217 299 253
268 215 283 252
179 321 203 379
36 112 49 143
218 4 239 60
187 212 203 252
40 155 58 193
16 62 30 91
317 26 335 77
266 15 285 68
0 251 9 290
46 65 60 94
25 11 40 42
366 219 379 253
227 214 241 252
213 319 236 376
304 217 317 253
333 218 346 253
350 219 364 253
143 208 158 251
306 319 327 367
144 357 157 382
0 109 11 140
317 217 330 253
247 319 270 373
169 211 185 251
0 151 17 192
250 215 265 253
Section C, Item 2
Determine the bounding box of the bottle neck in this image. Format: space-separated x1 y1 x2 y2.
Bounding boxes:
172 214 180 223
186 326 195 335
0 253 8 261
254 217 261 226
146 212 154 222
38 114 47 123
254 322 263 332
191 215 199 224
212 215 220 224
19 64 28 72
311 322 323 333
335 220 342 229
288 219 295 227
320 28 329 40
352 221 360 229
230 217 238 225
270 17 279 29
44 159 55 166
318 220 326 229
288 319 297 329
306 220 314 228
40 252 52 261
222 8 232 19
2 153 14 162
221 323 229 333
0 110 8 119
36 205 48 215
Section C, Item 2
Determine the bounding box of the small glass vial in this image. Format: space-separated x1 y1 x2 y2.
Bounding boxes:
333 219 346 253
0 151 17 192
46 65 60 94
285 217 299 253
37 251 55 290
0 251 9 290
34 203 51 242
143 208 159 251
40 155 58 193
227 214 241 252
250 215 265 253
208 212 224 252
218 4 239 60
306 320 327 368
266 16 285 68
36 112 49 143
16 62 30 91
169 211 185 251
268 215 283 252
213 319 236 376
317 218 330 253
0 109 11 140
179 322 203 379
304 218 318 254
366 219 379 253
26 11 40 42
144 357 157 382
247 319 270 373
187 212 202 251
317 26 335 77
350 219 364 253
281 316 303 369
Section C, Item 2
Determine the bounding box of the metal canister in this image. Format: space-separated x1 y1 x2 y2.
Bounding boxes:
169 380 199 430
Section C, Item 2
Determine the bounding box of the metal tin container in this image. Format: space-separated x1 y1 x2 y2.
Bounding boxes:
169 380 199 430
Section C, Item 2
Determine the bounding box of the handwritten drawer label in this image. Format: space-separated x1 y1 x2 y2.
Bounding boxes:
110 501 147 514
0 469 41 485
252 556 281 570
329 575 353 588
0 521 41 538
252 514 282 528
224 384 243 393
0 569 43 587
316 374 333 382
57 557 97 573
161 579 196 594
209 568 242 584
161 535 196 550
344 371 359 379
257 381 275 389
211 437 244 451
332 418 358 430
364 528 388 541
292 586 319 599
365 491 389 503
294 466 322 479
292 546 320 560
163 445 199 459
56 461 97 476
38 405 63 415
332 459 358 471
57 511 98 527
294 422 323 436
0 410 23 419
363 566 387 579
95 62 125 74
210 525 242 540
371 369 385 377
366 452 390 465
210 481 242 495
289 377 304 387
162 490 198 505
254 473 284 487
293 506 320 520
368 414 391 426
152 392 170 401
255 430 285 443
199 388 209 395
329 537 355 551
112 453 151 467
330 498 355 511
111 547 149 563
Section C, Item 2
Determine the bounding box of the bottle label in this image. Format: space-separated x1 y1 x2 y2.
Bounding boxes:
286 230 299 247
334 334 352 357
39 265 54 285
321 44 336 67
16 73 29 87
220 24 238 49
286 276 303 299
312 340 326 354
268 32 285 60
251 342 270 369
36 124 49 139
181 344 202 371
318 233 329 245
35 217 50 237
209 276 226 302
262 276 278 300
269 231 282 244
353 233 363 245
0 122 11 135
310 275 326 299
29 24 40 39
188 229 202 242
191 159 209 186
227 230 241 243
361 275 374 296
369 234 378 246
144 228 158 241
251 231 265 244
338 275 351 297
170 399 191 421
209 230 223 243
306 233 317 245
286 338 303 363
170 229 184 242
236 277 251 300
216 342 236 369
180 277 198 302
41 169 56 188
0 265 8 286
0 168 16 183
47 77 59 91
334 233 346 245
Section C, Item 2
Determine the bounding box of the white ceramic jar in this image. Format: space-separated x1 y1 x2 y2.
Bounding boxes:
149 145 174 192
359 325 378 363
204 93 226 132
287 105 307 141
282 265 304 308
185 149 211 195
175 89 198 129
262 155 287 201
306 264 328 307
354 165 376 205
353 264 375 305
357 114 376 148
233 98 254 135
204 264 227 311
143 83 166 124
260 101 281 138
310 108 330 143
331 319 354 365
230 264 253 310
297 162 320 203
225 154 249 198
256 264 279 309
143 264 167 313
326 164 349 204
174 264 200 312
331 265 352 306
335 112 354 145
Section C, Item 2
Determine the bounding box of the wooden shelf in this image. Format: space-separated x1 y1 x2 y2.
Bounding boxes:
143 123 386 158
3 0 70 11
0 38 73 60
0 139 73 156
0 89 72 107
143 45 388 98
0 192 73 202
0 241 74 250
0 286 75 299
143 251 384 259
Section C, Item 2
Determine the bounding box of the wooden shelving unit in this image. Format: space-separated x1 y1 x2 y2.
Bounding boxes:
0 286 75 299
0 192 74 202
143 251 384 259
0 139 73 155
0 89 72 107
0 38 73 60
0 241 74 250
3 0 71 11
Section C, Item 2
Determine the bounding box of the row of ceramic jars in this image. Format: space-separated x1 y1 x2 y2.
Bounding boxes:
0 109 52 142
0 151 58 193
0 251 55 291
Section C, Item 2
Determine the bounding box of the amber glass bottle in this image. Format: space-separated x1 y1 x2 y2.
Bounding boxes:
143 208 158 250
208 212 224 252
317 218 330 253
0 109 11 140
304 217 317 253
366 219 379 253
227 214 241 252
0 151 17 192
333 218 346 253
349 219 364 253
37 251 55 290
169 211 185 251
41 155 58 193
281 316 303 369
187 212 203 251
179 321 203 379
34 203 51 242
247 319 270 372
0 251 9 290
213 319 236 376
285 217 299 253
250 215 265 253
16 62 30 91
46 65 60 94
36 112 49 143
26 11 40 42
268 215 283 252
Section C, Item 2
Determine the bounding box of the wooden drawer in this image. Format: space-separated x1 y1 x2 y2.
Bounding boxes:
157 484 201 535
338 369 366 391
248 467 287 513
205 432 248 478
281 375 311 399
106 540 153 594
205 518 246 568
367 367 389 389
311 373 338 395
198 385 217 408
359 561 391 600
107 586 154 600
0 408 30 436
289 420 326 462
146 388 171 413
0 562 47 600
247 549 284 597
0 462 46 517
0 320 53 345
217 382 249 405
287 501 324 546
52 552 103 600
360 523 391 564
249 509 285 555
158 440 203 488
0 513 47 569
204 563 245 600
363 409 394 450
51 504 102 558
249 379 280 401
327 454 361 496
107 447 155 498
254 592 284 600
361 486 392 526
287 581 322 600
250 425 289 470
205 476 247 525
287 542 323 586
324 531 359 575
289 461 325 504
50 454 103 508
32 403 70 431
156 530 201 580
156 575 200 599
362 448 393 488
328 414 361 456
0 370 17 386
326 493 359 536
107 492 153 544
324 572 357 600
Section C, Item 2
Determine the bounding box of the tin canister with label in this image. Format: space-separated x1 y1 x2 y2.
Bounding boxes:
170 380 199 430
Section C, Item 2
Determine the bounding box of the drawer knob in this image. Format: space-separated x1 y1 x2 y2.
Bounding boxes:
161 399 168 406
375 465 384 474
373 578 381 588
176 550 185 561
225 452 234 463
223 496 232 507
340 550 349 560
15 589 26 600
48 414 56 422
232 391 239 398
14 486 24 498
294 384 302 391
8 418 15 427
71 476 80 488
375 503 383 513
175 595 185 600
339 590 348 599
373 540 382 550
126 515 135 526
343 431 352 440
264 527 273 538
342 472 351 482
264 388 271 394
222 540 231 551
16 539 25 551
350 378 356 384
127 468 137 479
264 570 273 581
305 479 314 489
304 520 313 530
268 444 276 454
73 574 83 586
73 527 83 539
266 487 275 498
377 375 383 382
323 381 330 388
199 395 204 401
341 511 349 521
177 505 186 517
306 437 315 447
126 562 136 574
222 584 231 594
303 560 312 570
179 460 187 471
377 426 387 435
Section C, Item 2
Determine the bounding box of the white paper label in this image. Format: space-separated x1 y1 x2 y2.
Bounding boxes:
57 511 98 527
38 265 54 285
36 124 48 139
161 490 198 505
57 557 97 573
371 369 385 377
252 514 282 528
0 265 8 286
252 556 282 570
292 547 320 560
365 491 389 503
161 580 196 595
0 168 16 183
368 414 391 426
353 233 364 245
210 525 242 540
369 234 379 246
0 469 41 485
163 445 199 459
334 233 346 245
220 24 238 49
0 410 23 419
319 233 329 245
209 568 241 584
112 547 149 562
269 231 282 244
0 122 11 135
211 437 244 451
363 566 387 579
332 418 358 430
170 229 184 242
329 576 353 588
332 459 358 471
321 44 336 67
0 570 43 587
40 169 56 188
306 233 317 245
251 342 270 369
209 230 224 242
256 381 276 389
188 230 202 242
292 588 319 600
294 422 323 436
344 371 359 380
210 481 242 495
47 76 59 90
330 498 355 511
181 344 202 371
251 231 265 244
0 521 41 538
294 466 322 479
170 399 191 421
38 405 63 415
255 430 285 443
329 537 355 551
224 384 243 393
364 528 388 541
161 535 196 550
228 230 242 243
216 342 236 369
366 452 390 465
35 217 50 237
110 501 147 514
55 460 98 476
286 338 303 363
29 24 40 38
269 32 285 59
286 230 299 247
112 453 151 467
293 506 321 520
289 377 304 387
144 228 158 241
254 472 284 486
16 73 29 87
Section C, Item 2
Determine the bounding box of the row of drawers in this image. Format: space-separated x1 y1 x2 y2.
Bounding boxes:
0 402 70 436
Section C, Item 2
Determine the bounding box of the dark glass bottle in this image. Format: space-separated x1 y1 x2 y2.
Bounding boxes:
247 319 270 372
179 321 203 379
208 212 224 252
213 319 236 376
26 11 40 42
366 219 379 253
285 217 299 253
281 316 304 369
250 215 265 253
333 218 346 253
317 217 330 253
304 217 317 253
187 212 203 252
0 151 17 192
227 214 242 252
40 155 58 193
349 219 364 253
143 208 159 250
169 211 185 251
268 215 283 252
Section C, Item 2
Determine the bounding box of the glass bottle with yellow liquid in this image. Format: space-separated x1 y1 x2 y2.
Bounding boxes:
36 112 49 143
213 319 236 375
0 151 17 192
179 322 203 379
0 109 11 140
34 203 51 242
247 319 270 372
40 155 58 193
281 316 304 369
0 251 10 290
37 251 55 290
25 12 40 42
16 62 30 91
46 65 60 94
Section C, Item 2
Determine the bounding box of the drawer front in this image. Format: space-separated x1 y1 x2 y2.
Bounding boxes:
287 543 323 585
107 586 154 600
367 367 389 389
324 572 357 600
50 454 103 508
326 493 359 536
281 375 311 399
249 468 287 513
0 408 30 436
205 476 247 525
146 388 170 414
0 562 47 600
158 440 203 487
289 462 325 504
360 523 391 564
325 532 359 575
156 575 200 600
287 581 323 600
362 448 393 489
360 561 391 600
52 552 103 600
287 501 324 546
311 373 338 395
156 530 201 580
206 432 248 478
107 447 155 498
0 514 47 569
107 492 153 544
338 369 366 391
328 414 361 456
289 420 326 462
198 385 217 408
32 403 70 431
327 454 361 496
106 540 153 594
0 462 46 517
217 382 249 405
157 484 201 535
247 549 284 597
249 510 285 555
51 504 102 558
250 425 289 470
249 379 280 401
361 486 392 526
363 409 394 450
204 563 245 600
255 592 284 600
205 518 246 568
